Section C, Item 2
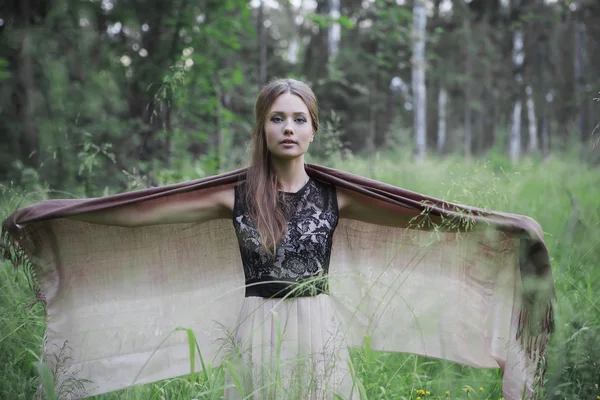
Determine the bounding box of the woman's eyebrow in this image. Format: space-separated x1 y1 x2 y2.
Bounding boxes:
270 111 308 115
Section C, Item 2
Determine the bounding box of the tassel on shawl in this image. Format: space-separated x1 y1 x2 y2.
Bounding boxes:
517 301 553 398
517 237 555 398
1 221 46 308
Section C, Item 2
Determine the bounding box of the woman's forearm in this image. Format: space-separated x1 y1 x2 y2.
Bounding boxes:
67 186 234 228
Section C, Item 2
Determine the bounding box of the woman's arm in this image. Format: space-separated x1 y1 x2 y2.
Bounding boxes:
69 186 235 227
338 187 486 231
337 187 419 228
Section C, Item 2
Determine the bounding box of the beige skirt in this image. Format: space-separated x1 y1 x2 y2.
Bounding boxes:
222 294 359 400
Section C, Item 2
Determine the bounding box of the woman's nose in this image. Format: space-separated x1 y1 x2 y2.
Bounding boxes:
283 120 294 134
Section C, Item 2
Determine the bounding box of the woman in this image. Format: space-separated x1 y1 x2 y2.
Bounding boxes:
2 79 554 400
71 78 405 399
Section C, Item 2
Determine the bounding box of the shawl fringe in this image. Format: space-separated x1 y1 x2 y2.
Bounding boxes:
1 221 46 308
517 301 554 396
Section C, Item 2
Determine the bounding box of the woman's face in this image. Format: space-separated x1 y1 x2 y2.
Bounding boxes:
264 93 314 161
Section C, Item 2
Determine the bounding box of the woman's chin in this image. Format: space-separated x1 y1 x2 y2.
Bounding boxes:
270 151 305 161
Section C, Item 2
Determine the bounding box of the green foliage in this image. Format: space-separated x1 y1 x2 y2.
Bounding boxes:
333 155 600 400
1 0 597 189
0 0 255 194
1 154 600 399
0 266 45 400
305 13 355 30
593 93 599 149
0 0 600 397
0 57 10 80
308 109 350 164
351 340 503 399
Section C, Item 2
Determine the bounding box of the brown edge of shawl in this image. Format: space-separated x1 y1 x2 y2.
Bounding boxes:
0 163 555 395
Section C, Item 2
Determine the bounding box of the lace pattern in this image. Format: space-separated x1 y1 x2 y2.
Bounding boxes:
233 178 339 287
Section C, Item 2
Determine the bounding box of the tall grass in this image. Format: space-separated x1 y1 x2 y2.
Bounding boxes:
1 154 599 399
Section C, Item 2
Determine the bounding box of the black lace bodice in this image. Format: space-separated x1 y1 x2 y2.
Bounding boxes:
232 177 339 298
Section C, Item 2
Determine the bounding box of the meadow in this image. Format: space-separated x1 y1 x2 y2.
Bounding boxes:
1 153 599 400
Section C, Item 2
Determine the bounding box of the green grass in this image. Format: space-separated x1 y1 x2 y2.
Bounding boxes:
1 154 599 399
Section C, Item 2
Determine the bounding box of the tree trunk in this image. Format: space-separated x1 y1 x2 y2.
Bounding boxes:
257 0 267 86
18 0 39 167
412 0 427 162
464 106 472 161
510 100 522 164
541 92 551 156
367 48 379 178
537 36 550 157
328 0 340 61
510 29 524 164
302 0 329 80
482 90 496 152
526 86 538 153
368 92 376 178
214 79 224 173
463 12 473 161
437 87 447 153
283 0 300 64
573 0 585 142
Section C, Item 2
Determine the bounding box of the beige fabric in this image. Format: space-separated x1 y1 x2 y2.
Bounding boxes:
1 165 554 399
223 294 357 399
37 219 245 398
329 220 535 400
26 218 532 399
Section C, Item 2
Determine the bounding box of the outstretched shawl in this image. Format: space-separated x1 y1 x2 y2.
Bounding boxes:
1 164 555 399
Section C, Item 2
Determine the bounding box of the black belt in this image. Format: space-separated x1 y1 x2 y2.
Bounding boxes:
244 277 329 298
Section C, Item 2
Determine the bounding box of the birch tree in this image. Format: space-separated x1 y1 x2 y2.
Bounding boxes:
437 87 447 154
412 0 427 162
526 85 538 152
17 0 39 168
573 0 586 142
328 0 340 60
463 5 473 160
509 29 524 164
537 32 551 157
283 0 301 64
257 0 267 86
433 0 447 154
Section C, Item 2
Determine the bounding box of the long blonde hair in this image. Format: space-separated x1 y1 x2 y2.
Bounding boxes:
245 78 319 254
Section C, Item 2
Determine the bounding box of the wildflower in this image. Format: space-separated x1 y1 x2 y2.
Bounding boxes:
466 387 472 393
417 397 421 400
426 391 431 396
445 391 451 396
479 387 484 392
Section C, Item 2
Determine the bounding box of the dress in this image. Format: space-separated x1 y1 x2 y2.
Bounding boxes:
223 177 358 400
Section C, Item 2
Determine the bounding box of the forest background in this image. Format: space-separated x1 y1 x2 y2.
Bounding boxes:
0 0 599 399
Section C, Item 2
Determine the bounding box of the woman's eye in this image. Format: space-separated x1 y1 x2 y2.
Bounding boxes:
270 116 306 123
